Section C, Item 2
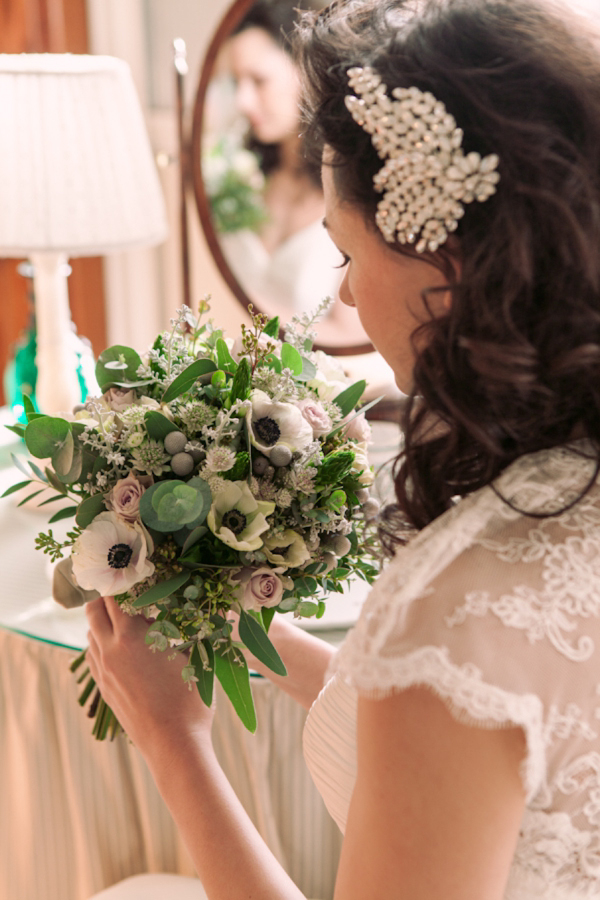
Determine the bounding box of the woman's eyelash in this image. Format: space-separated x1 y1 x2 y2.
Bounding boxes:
335 254 351 269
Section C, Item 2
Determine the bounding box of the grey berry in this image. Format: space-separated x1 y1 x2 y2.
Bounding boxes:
363 498 381 520
164 431 188 455
270 444 293 467
331 535 352 557
171 452 194 476
189 447 206 464
252 456 270 475
355 488 370 503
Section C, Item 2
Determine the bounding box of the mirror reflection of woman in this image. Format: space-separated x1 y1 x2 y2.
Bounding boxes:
212 0 367 344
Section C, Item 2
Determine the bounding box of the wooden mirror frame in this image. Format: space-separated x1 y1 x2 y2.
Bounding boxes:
190 0 374 356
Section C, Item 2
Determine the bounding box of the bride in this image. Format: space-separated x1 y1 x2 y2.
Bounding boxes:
87 0 600 897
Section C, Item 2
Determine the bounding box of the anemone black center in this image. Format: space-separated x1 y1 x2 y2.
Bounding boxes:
222 508 247 535
254 416 281 446
107 543 133 569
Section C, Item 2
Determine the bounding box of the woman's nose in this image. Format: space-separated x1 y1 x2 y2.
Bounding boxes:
235 80 255 118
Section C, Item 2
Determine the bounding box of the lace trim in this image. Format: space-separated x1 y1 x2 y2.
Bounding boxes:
331 644 546 802
508 809 600 895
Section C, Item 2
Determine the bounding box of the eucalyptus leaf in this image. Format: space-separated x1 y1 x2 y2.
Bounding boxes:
192 642 215 708
295 600 319 617
28 459 47 482
132 570 191 608
96 345 143 391
4 424 25 437
296 356 317 382
56 446 83 484
51 429 75 476
11 453 31 477
181 526 208 555
17 489 45 507
239 608 287 676
24 416 70 459
161 359 217 403
45 467 68 495
281 343 303 375
23 394 37 422
214 643 257 733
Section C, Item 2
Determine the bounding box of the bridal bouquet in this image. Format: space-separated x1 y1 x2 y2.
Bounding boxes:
4 301 380 737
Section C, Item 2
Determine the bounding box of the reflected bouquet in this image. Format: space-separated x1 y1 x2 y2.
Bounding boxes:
4 301 380 736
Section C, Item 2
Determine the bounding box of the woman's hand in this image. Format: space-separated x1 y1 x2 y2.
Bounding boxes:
85 596 213 757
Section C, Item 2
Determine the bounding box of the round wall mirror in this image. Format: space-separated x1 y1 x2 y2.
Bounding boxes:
191 0 373 355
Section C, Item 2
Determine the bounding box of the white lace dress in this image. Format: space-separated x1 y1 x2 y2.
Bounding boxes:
303 442 600 899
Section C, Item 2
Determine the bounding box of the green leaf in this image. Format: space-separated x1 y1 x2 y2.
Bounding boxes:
51 429 75 476
315 450 355 486
317 600 326 619
4 424 25 437
295 600 319 617
48 505 78 523
11 453 31 477
161 359 217 403
229 356 251 405
216 337 238 373
144 411 179 441
23 394 37 422
181 526 207 554
261 607 276 632
295 356 317 382
17 489 45 507
214 643 256 733
132 570 191 608
45 467 68 495
76 493 107 528
192 642 214 708
96 345 143 391
332 380 367 418
265 353 282 373
24 416 70 459
1 479 33 497
280 343 303 375
263 316 280 338
27 459 47 481
327 394 385 439
239 608 287 676
140 478 211 532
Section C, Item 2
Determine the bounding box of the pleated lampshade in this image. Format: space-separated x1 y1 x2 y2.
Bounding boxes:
0 53 167 256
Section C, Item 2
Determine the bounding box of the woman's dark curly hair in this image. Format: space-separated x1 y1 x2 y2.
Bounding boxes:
295 0 600 539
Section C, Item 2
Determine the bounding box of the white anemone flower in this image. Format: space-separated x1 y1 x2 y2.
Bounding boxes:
263 529 311 569
207 480 275 551
71 512 155 596
246 390 313 459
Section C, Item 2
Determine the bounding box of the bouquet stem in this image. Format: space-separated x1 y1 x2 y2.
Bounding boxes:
70 649 123 741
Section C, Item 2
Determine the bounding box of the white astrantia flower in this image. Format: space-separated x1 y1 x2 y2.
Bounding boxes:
207 481 275 552
71 512 155 596
205 445 236 473
131 439 171 477
263 529 311 569
246 390 313 458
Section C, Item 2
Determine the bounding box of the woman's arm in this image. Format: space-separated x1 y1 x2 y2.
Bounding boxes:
335 687 527 900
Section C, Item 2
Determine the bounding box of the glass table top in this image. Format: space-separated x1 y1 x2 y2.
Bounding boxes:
0 411 400 652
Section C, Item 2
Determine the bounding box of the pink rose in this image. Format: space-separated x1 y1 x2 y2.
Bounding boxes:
103 387 137 412
237 566 284 611
342 412 372 443
105 472 152 523
297 398 333 437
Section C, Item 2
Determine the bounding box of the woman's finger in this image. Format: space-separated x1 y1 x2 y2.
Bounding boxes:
86 629 101 682
85 596 114 638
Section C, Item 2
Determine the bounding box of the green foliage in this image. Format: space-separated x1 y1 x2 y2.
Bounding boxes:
144 411 179 441
229 357 251 405
280 343 303 375
96 345 143 391
216 338 238 373
315 450 355 486
332 380 367 417
133 570 191 608
161 359 217 403
192 642 215 707
223 451 250 481
76 493 107 528
238 608 287 676
139 477 212 532
214 642 256 733
263 316 280 338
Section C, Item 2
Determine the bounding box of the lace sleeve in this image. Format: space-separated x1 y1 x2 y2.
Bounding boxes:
331 444 600 804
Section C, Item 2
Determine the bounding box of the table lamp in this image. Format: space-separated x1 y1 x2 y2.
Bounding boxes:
0 53 168 415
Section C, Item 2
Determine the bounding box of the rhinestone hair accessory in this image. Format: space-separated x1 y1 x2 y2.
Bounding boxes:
345 67 500 252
